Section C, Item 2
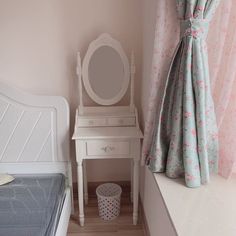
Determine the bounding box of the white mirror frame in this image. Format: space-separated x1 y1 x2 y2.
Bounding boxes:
82 33 130 106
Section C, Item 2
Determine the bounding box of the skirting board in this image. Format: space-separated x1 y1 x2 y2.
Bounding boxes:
72 181 150 236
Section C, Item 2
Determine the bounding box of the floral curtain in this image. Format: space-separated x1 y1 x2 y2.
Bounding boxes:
142 0 224 188
142 0 236 183
211 1 236 177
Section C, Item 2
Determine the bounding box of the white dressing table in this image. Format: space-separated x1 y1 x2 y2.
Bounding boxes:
72 34 143 226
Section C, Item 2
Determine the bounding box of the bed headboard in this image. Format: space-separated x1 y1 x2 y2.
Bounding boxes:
0 82 71 176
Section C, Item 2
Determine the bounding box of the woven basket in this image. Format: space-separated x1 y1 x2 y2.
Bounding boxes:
96 183 122 221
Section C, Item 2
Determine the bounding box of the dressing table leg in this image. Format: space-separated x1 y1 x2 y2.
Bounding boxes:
130 160 133 203
83 160 88 205
133 158 139 225
77 161 85 226
68 162 75 214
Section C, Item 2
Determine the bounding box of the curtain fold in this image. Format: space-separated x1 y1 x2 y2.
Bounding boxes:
143 0 221 188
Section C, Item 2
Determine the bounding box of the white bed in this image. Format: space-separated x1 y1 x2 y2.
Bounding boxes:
0 82 73 236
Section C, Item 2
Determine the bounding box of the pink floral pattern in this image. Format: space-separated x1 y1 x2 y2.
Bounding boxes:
142 0 221 188
142 0 236 181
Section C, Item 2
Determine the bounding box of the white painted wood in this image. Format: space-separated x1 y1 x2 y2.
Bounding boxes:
78 117 107 127
83 160 88 205
0 82 72 235
130 51 135 111
81 33 130 106
130 159 133 203
80 106 134 115
133 159 139 225
135 107 141 129
73 108 143 226
107 117 136 126
86 140 130 156
77 116 136 128
132 139 141 225
67 161 75 214
0 82 69 163
75 140 85 226
73 126 143 140
55 188 71 236
77 52 84 114
82 155 132 160
73 34 142 227
78 161 85 226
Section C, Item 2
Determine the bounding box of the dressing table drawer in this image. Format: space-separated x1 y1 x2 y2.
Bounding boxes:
86 141 130 156
78 118 106 127
107 117 135 126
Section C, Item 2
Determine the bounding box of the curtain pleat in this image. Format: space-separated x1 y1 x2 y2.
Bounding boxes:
145 0 221 187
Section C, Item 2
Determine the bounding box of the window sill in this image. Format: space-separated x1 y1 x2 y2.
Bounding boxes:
153 173 236 236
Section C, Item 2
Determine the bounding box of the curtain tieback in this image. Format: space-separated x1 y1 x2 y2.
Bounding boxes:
180 19 209 40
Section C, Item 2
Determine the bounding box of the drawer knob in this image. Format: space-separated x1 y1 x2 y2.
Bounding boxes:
101 146 115 153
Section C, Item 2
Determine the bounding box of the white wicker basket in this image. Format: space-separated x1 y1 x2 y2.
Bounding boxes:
96 183 122 221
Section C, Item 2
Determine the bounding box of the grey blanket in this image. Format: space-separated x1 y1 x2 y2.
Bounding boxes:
0 174 65 236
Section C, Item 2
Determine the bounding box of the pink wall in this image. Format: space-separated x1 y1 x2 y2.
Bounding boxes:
0 0 142 182
140 0 176 235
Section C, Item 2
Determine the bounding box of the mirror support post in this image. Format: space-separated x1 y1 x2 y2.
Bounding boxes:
77 52 84 114
130 51 135 112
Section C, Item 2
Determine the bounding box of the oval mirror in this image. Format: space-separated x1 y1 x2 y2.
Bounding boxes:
82 34 130 105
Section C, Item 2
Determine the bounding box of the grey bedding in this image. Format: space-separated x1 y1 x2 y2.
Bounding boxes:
0 174 66 236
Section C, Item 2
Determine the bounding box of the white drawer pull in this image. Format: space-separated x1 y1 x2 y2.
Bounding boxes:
101 146 115 153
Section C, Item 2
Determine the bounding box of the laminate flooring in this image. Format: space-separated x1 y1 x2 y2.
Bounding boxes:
67 192 146 236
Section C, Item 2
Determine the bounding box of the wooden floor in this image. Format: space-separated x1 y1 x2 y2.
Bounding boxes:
67 190 146 236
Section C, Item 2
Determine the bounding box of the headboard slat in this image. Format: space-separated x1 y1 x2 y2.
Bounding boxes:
0 82 70 175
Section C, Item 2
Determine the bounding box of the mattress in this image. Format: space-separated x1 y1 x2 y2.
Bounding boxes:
0 173 66 236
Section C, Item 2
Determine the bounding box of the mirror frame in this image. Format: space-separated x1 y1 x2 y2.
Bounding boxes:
82 33 130 106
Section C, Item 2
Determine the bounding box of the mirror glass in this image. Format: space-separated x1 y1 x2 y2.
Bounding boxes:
88 46 124 100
